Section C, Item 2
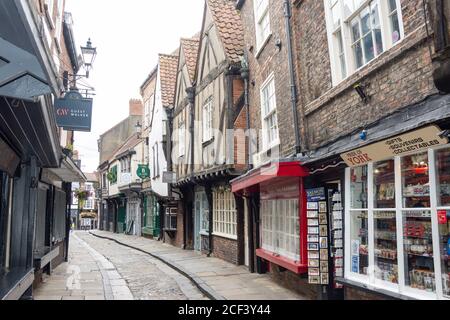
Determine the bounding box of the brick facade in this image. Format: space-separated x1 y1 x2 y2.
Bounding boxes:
293 0 437 152
238 0 299 157
212 235 239 265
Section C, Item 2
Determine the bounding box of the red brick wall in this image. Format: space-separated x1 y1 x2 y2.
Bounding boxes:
269 263 319 300
292 0 438 151
344 286 396 300
238 0 299 157
212 235 239 265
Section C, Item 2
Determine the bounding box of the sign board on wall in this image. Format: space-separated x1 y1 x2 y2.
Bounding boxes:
55 90 93 132
341 126 448 167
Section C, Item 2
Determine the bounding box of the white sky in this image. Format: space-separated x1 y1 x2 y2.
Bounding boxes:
65 0 205 173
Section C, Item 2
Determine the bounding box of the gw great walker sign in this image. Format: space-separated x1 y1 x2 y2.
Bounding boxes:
341 126 449 167
55 90 93 132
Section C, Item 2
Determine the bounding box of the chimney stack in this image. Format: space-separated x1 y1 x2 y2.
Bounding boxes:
129 99 143 116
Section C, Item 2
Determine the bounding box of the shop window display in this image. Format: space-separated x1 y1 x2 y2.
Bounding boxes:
349 211 369 276
345 146 450 299
400 153 435 292
436 148 450 298
350 166 368 209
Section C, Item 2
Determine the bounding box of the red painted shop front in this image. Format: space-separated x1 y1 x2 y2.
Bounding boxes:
232 161 309 274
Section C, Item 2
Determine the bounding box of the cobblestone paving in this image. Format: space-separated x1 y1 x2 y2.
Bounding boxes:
34 232 206 300
91 230 307 300
76 232 206 300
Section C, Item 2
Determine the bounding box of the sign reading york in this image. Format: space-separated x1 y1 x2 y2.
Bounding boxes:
341 126 448 167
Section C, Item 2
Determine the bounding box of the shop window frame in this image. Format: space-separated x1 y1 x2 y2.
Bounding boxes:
344 144 450 300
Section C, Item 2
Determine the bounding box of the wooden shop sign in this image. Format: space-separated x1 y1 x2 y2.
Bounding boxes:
341 126 448 167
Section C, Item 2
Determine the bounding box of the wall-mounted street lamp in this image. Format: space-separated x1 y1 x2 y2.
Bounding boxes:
135 121 142 138
80 38 97 79
64 38 97 95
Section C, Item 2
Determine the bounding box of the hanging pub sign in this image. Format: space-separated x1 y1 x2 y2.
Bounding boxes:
341 126 448 167
54 90 93 132
137 165 150 179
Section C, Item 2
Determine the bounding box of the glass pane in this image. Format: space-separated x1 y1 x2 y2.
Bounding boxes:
437 209 450 298
436 148 450 207
401 153 430 208
360 8 371 35
374 211 398 283
403 210 435 293
350 166 368 209
390 13 401 44
374 28 384 56
351 20 361 42
363 34 374 62
374 160 396 208
350 211 369 275
353 42 363 68
388 0 397 12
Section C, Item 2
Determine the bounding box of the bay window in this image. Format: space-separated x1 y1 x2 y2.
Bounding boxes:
260 179 302 263
260 74 279 151
345 145 450 299
325 0 404 84
213 189 237 239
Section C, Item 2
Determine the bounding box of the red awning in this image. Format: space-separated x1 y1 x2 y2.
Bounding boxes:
231 161 309 194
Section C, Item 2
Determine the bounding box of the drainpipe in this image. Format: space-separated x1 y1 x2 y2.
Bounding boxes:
186 87 196 174
240 53 252 171
284 0 302 155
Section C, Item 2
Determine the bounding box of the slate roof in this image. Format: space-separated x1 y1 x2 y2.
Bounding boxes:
159 53 179 107
180 38 200 83
207 0 244 63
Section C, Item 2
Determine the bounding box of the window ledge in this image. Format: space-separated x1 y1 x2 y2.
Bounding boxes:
306 25 430 116
336 277 419 300
256 249 307 274
199 231 210 237
255 33 273 59
212 232 238 241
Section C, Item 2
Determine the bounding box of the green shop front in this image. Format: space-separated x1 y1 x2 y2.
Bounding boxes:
141 176 160 239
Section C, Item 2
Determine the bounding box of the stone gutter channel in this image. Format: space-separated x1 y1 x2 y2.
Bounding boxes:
88 231 224 300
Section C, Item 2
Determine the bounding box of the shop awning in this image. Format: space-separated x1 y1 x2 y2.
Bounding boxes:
48 156 87 183
0 37 51 101
231 161 309 195
0 0 57 101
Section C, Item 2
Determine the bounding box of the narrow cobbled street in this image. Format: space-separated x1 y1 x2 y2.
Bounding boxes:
34 232 304 301
34 232 206 300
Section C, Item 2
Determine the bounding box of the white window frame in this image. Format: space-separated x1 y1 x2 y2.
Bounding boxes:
202 97 213 143
179 122 186 157
261 198 300 262
324 0 405 86
165 207 177 231
344 144 450 300
54 0 64 46
260 73 279 151
254 0 272 54
213 189 237 240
